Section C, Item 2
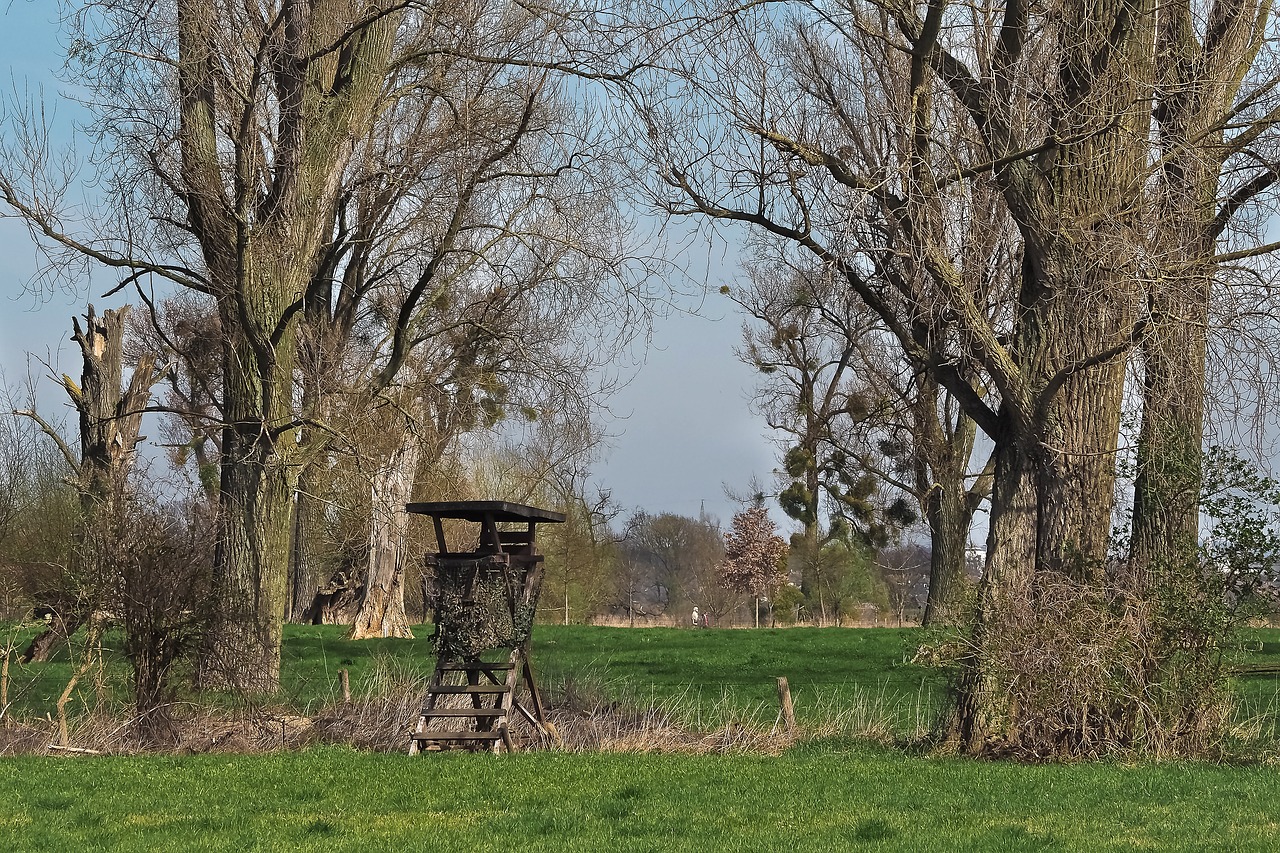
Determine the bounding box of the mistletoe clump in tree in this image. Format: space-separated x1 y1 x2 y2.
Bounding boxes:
719 507 789 627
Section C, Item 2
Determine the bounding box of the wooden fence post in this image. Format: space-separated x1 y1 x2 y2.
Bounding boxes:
776 676 796 735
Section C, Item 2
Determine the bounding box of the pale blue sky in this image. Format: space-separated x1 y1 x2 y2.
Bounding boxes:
0 4 777 526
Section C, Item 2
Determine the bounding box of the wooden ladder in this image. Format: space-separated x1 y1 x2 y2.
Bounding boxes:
409 647 551 753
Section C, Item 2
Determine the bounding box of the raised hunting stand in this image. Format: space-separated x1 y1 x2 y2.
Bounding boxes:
406 501 565 754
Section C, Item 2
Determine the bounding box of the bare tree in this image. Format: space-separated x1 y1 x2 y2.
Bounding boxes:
728 259 988 623
633 0 1280 755
15 306 158 662
618 511 732 623
2 2 649 689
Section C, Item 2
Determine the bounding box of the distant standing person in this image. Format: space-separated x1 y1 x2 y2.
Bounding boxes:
691 606 700 629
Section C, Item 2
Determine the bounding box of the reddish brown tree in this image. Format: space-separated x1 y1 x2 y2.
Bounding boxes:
719 507 789 628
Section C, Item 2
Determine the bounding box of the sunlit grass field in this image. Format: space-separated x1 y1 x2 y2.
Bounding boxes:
3 623 1280 850
3 744 1280 851
3 623 945 725
7 622 1280 731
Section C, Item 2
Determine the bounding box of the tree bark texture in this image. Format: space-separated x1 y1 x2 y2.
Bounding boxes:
288 462 324 623
940 0 1157 753
349 426 419 640
177 1 401 689
1129 0 1268 572
921 475 970 625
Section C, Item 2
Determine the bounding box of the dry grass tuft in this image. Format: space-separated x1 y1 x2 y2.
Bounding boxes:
310 657 426 751
545 703 793 755
932 568 1236 761
0 651 931 758
801 686 934 745
0 704 319 756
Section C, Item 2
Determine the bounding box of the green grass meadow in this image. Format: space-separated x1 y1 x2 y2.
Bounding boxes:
3 624 1280 850
3 746 1279 851
2 623 944 724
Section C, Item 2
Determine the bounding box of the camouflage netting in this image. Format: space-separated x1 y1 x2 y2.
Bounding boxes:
432 565 536 660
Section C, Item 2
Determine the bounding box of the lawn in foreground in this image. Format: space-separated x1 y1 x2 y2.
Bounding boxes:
0 744 1277 851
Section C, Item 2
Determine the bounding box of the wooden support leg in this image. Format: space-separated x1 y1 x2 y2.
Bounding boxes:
522 657 547 727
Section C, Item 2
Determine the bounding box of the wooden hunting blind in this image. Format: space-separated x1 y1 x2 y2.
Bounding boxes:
405 500 565 754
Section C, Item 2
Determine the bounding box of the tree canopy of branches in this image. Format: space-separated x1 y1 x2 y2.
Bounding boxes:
617 510 730 623
2 1 648 689
637 0 1280 756
730 264 913 544
728 258 988 624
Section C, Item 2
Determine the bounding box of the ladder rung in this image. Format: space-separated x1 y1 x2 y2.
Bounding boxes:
422 708 507 718
429 684 509 695
412 731 503 741
439 662 514 672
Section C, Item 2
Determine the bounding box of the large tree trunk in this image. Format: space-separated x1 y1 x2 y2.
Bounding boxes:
349 426 419 640
922 474 970 625
207 428 297 691
947 430 1042 753
1130 266 1209 572
949 99 1148 752
1128 0 1250 570
939 0 1277 757
288 462 325 623
203 274 299 691
948 277 1139 754
945 239 1138 741
178 2 400 691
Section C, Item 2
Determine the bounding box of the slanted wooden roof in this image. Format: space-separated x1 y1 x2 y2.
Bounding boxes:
405 501 566 524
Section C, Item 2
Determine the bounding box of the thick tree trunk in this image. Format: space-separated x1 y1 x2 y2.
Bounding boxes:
922 478 969 625
949 287 1136 754
203 285 299 692
180 3 400 691
947 431 1040 754
288 462 325 623
1130 37 1225 571
349 426 419 640
207 436 296 691
1129 269 1209 572
948 233 1139 756
944 0 1269 759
